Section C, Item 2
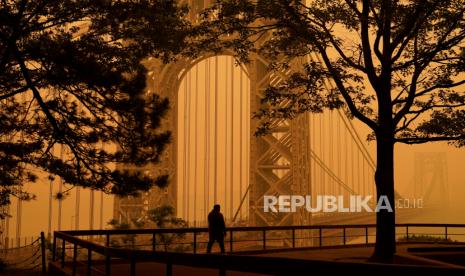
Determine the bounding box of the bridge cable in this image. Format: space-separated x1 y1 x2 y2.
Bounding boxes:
230 58 234 221
100 142 104 229
214 56 219 204
224 58 229 219
75 105 81 230
16 194 22 247
310 50 375 169
99 190 104 229
58 145 64 231
75 185 80 230
183 69 188 219
335 109 376 169
328 110 334 194
204 58 210 224
231 63 250 223
47 147 54 236
245 66 250 220
336 111 342 196
186 70 191 223
194 63 199 225
239 64 243 221
309 149 356 195
90 190 94 230
319 114 325 196
344 119 349 199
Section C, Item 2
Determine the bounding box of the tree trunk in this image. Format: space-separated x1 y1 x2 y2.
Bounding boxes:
371 135 396 262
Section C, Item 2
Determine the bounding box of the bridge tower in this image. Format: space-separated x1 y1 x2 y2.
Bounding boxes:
414 152 449 208
113 0 311 227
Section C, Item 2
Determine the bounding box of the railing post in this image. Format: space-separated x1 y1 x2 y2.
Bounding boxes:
343 227 346 245
87 248 92 276
406 226 409 241
292 229 295 248
445 226 448 240
319 227 322 247
262 230 266 250
52 234 57 262
219 266 226 276
152 233 156 251
105 250 111 276
166 261 172 276
229 230 233 252
72 243 77 276
365 226 368 244
193 231 197 253
130 256 136 276
40 232 47 274
106 234 110 247
61 239 65 268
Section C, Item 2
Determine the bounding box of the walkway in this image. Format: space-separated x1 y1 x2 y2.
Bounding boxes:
49 243 465 275
253 243 465 267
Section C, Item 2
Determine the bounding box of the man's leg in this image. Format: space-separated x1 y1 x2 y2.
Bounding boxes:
206 238 214 253
218 236 225 254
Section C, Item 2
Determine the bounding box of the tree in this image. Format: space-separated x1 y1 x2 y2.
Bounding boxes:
107 218 144 248
107 205 187 251
193 0 465 261
147 205 188 251
0 0 191 218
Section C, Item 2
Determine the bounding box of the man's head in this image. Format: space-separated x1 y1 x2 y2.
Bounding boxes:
213 204 221 212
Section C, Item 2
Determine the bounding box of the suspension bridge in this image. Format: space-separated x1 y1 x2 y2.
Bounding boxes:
113 53 442 228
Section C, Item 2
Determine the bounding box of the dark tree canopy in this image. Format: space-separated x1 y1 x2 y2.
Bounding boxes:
108 205 186 250
0 0 191 217
194 0 465 141
192 0 465 261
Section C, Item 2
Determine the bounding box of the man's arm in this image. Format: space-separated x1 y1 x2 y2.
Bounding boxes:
221 214 226 235
207 212 213 232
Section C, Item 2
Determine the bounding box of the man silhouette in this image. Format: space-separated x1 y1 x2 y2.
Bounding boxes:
206 204 226 253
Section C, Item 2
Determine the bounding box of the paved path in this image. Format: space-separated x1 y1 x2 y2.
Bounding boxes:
254 243 465 267
50 243 465 275
54 262 269 276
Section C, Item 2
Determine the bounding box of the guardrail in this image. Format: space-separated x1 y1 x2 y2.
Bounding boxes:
0 232 46 273
52 223 465 276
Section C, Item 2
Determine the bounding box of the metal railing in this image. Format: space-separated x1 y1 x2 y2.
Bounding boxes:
0 232 47 273
51 223 465 276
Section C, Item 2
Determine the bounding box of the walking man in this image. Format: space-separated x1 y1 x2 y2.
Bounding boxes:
206 204 226 253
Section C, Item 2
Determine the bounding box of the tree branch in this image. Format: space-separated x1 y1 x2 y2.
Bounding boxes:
373 27 383 62
343 0 362 17
314 19 367 72
0 85 30 100
317 44 378 131
415 79 465 98
390 2 438 62
393 35 421 124
407 103 465 114
14 44 101 184
360 0 379 88
396 135 465 144
14 45 62 138
395 111 422 133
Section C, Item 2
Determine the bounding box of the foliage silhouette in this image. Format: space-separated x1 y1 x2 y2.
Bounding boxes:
192 0 465 261
0 0 191 218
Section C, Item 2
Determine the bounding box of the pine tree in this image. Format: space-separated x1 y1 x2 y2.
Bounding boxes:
0 0 191 217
